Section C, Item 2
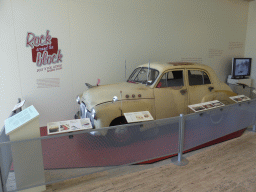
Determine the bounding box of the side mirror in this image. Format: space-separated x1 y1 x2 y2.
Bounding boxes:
76 96 81 104
112 96 118 103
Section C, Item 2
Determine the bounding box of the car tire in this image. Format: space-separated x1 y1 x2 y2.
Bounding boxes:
74 111 80 119
108 116 135 146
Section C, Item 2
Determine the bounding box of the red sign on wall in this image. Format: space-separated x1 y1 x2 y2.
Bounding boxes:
26 30 63 67
31 38 58 62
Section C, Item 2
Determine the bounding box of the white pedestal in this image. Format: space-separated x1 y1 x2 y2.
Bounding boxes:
5 106 45 192
227 75 252 87
227 75 252 97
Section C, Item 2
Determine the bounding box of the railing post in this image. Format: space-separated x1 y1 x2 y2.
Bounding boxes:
249 113 256 132
252 125 256 132
171 114 189 166
0 143 5 192
252 112 256 132
0 172 3 192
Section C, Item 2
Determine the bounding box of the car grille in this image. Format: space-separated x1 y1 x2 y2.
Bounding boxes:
80 102 95 128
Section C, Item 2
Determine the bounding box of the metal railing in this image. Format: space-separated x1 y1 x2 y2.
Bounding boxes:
0 99 22 192
1 94 256 191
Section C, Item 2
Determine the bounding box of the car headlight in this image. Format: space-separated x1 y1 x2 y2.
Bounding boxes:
91 108 97 120
76 96 81 104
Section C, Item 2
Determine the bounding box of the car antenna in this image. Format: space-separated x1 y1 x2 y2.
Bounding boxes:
120 91 123 116
125 60 127 80
146 59 150 85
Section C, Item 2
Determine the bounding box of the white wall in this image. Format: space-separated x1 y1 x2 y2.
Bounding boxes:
0 0 250 127
70 0 249 87
245 1 256 87
10 0 75 127
0 0 22 128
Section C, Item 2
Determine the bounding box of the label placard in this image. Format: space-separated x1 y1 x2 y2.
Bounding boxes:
124 111 154 123
47 118 92 135
5 105 39 135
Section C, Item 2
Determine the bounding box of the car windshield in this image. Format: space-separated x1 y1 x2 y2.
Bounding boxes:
127 67 159 85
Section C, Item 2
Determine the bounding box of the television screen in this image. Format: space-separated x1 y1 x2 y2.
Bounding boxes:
232 58 252 79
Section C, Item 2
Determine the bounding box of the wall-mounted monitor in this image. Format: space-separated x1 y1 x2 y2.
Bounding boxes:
231 58 252 79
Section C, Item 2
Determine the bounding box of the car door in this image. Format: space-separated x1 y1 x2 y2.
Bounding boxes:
186 69 213 105
154 69 188 119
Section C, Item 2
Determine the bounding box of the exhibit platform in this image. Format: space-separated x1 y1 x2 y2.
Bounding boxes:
39 126 246 166
4 98 255 191
44 129 256 192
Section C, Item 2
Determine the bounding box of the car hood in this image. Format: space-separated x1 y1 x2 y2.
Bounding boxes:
82 82 154 110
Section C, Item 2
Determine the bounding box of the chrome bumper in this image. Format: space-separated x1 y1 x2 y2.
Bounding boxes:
75 102 95 128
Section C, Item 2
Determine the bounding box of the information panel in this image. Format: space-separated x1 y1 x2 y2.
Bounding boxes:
5 105 39 135
47 118 92 135
124 111 154 123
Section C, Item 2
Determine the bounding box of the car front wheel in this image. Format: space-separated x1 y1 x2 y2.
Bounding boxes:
108 116 135 146
74 111 80 119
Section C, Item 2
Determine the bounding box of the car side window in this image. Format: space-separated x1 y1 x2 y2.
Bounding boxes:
203 72 211 84
157 70 184 88
188 70 211 86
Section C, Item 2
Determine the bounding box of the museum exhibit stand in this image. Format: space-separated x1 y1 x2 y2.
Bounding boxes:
4 105 45 192
1 91 256 192
227 75 253 97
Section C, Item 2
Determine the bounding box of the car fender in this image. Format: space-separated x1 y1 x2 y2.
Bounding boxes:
94 99 155 128
201 90 237 105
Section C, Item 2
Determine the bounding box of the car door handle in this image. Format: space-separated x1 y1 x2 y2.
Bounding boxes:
180 89 187 95
208 86 214 92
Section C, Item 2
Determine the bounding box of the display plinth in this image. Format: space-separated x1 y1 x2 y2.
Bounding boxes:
227 75 252 97
5 105 45 192
227 75 252 87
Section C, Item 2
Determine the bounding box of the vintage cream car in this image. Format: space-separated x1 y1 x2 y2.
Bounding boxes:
75 62 236 138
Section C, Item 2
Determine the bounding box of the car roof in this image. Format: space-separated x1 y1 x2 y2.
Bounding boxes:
137 62 211 73
137 61 221 87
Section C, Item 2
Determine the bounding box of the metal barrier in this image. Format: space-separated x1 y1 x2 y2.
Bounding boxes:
228 83 256 99
0 99 22 192
1 98 256 191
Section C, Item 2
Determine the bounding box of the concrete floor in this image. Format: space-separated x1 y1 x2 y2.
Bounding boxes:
41 128 256 192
